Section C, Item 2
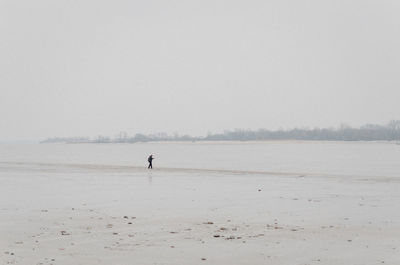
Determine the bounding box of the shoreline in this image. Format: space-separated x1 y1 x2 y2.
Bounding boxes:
1 160 397 181
37 139 400 145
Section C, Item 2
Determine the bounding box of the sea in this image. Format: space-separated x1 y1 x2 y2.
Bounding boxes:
0 141 399 178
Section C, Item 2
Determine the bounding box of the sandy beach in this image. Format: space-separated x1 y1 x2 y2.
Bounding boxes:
1 158 399 265
2 0 400 263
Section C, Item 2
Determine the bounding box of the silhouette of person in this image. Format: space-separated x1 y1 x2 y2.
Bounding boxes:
147 155 154 169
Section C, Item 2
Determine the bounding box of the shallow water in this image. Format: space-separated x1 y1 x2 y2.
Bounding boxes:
1 142 400 265
0 141 399 177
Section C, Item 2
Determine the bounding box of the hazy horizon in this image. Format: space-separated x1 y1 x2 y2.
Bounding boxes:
27 119 400 143
1 0 400 141
2 119 399 143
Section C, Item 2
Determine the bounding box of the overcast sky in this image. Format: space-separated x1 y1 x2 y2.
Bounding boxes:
1 0 399 141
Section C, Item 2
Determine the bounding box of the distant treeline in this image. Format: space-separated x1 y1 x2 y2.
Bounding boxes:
41 120 400 144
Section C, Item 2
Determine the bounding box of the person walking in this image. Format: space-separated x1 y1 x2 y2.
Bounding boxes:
147 154 154 169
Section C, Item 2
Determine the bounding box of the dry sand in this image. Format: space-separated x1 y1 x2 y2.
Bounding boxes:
0 162 399 265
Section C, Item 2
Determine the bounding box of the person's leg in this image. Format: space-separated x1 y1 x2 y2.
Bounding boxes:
148 162 151 169
149 162 152 169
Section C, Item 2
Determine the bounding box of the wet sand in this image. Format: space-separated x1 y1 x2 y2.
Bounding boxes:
0 162 399 265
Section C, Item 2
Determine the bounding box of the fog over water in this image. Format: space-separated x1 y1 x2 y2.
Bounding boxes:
1 1 400 141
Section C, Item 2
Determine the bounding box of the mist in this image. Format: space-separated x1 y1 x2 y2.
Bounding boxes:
1 0 399 141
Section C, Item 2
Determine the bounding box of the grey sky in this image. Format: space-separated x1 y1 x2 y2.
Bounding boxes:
1 0 399 141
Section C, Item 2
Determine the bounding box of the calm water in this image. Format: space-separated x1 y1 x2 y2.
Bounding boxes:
0 141 399 178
